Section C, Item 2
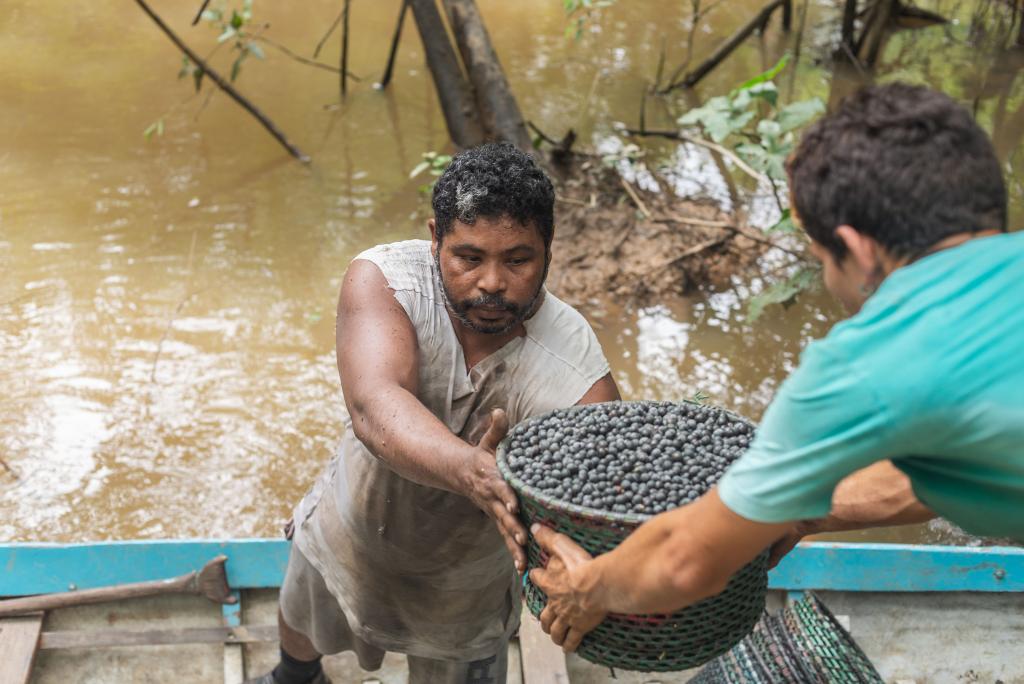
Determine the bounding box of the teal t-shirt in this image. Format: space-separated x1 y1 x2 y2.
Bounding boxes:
718 232 1024 540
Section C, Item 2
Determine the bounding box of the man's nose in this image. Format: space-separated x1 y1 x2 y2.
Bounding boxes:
477 261 506 294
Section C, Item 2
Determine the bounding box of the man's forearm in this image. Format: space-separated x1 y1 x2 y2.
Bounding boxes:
574 490 789 615
347 385 476 495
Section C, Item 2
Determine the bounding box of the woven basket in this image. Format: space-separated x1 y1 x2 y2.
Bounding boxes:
496 401 768 672
689 593 884 683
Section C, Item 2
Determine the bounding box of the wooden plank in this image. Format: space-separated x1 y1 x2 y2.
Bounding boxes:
506 638 524 684
518 613 568 684
39 624 278 649
0 614 44 684
224 642 245 683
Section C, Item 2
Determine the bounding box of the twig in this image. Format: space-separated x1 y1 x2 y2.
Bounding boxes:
377 0 410 89
254 36 361 79
555 194 589 206
527 120 560 146
151 231 199 383
653 38 667 92
134 0 310 163
662 0 713 91
638 82 648 134
662 0 786 92
655 214 806 258
0 455 18 480
194 87 216 121
527 121 577 157
624 128 767 184
341 0 351 97
619 177 652 220
191 0 211 25
654 235 732 271
314 5 346 58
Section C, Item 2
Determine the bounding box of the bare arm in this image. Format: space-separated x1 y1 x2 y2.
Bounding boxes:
768 460 935 565
576 373 620 405
531 488 790 651
336 259 527 568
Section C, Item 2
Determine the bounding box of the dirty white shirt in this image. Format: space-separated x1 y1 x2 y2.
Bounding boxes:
292 239 610 660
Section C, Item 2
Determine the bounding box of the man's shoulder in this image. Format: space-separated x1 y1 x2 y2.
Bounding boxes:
355 240 432 269
523 292 607 378
353 240 435 294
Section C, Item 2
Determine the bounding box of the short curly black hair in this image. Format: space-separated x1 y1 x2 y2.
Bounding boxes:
432 142 555 248
787 83 1007 261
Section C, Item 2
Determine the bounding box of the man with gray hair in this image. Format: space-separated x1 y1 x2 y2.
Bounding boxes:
248 143 619 684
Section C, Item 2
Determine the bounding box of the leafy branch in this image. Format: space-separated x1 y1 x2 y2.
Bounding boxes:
563 0 616 40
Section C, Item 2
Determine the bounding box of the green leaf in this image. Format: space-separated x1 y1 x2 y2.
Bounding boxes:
409 161 431 179
776 98 825 133
746 81 778 107
735 54 789 92
757 119 782 139
747 266 819 321
768 208 798 234
247 41 265 60
230 10 244 29
230 51 247 82
192 66 204 92
143 117 164 140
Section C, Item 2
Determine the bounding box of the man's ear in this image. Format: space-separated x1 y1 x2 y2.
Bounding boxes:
428 218 439 257
835 225 883 276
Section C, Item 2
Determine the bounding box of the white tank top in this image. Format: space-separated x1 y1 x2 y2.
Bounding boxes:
292 240 610 660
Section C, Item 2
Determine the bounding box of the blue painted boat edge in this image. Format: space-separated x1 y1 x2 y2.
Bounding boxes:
0 540 1021 596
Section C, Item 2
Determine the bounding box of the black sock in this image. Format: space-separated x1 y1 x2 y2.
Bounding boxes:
272 647 323 684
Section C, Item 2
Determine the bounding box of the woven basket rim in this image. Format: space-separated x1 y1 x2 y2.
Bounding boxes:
496 399 754 527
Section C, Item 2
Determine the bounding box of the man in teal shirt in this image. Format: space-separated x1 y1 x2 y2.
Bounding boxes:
529 83 1024 652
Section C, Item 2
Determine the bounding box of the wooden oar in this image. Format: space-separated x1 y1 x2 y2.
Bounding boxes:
0 555 235 618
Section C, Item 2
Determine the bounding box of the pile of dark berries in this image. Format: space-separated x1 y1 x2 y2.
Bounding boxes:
503 401 754 516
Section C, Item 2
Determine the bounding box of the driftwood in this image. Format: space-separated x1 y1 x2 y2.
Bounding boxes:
340 0 352 97
841 0 857 55
441 0 531 150
377 0 410 89
408 0 485 148
857 0 896 66
134 0 310 163
664 0 790 92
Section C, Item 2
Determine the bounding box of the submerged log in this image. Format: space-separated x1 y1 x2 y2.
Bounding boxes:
408 0 485 148
672 0 788 90
441 0 531 150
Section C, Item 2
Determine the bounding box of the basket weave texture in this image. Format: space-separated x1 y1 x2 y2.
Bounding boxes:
497 402 768 672
690 592 884 683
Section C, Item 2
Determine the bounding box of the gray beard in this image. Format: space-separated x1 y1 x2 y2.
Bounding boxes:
433 249 548 335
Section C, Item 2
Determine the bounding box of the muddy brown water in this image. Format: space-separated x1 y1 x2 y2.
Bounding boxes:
1 0 1021 543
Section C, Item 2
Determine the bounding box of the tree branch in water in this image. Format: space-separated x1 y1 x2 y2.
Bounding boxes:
134 0 310 163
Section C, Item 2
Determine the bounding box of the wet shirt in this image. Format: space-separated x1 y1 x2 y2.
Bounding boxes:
292 240 610 660
719 232 1024 540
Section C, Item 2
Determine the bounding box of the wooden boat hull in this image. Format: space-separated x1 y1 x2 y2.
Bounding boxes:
2 541 1022 683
